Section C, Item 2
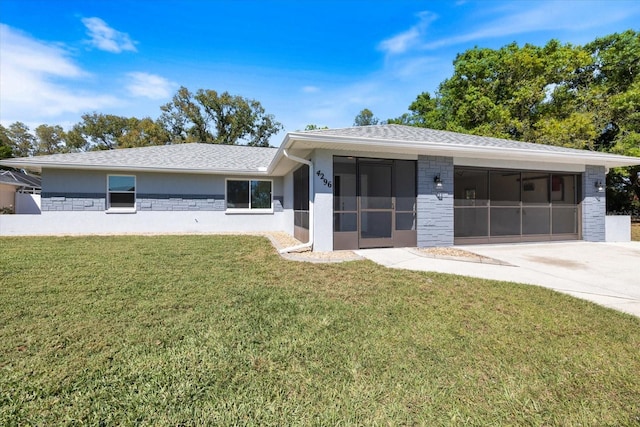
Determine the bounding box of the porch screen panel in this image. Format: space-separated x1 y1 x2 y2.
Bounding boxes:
490 171 521 236
333 157 357 232
551 174 578 234
522 172 550 235
293 165 310 231
359 162 393 240
454 169 488 237
454 167 580 243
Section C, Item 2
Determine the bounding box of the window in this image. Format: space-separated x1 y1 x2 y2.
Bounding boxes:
226 179 272 211
107 175 136 211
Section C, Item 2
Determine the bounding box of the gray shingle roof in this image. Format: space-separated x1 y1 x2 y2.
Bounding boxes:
301 124 597 155
1 143 278 173
2 125 639 174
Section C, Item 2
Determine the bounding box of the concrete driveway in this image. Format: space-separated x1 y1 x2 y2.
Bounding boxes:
355 241 640 317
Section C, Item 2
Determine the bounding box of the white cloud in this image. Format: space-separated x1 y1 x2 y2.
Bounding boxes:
378 11 437 55
422 1 639 50
82 17 137 53
126 72 176 99
301 85 320 93
0 24 85 78
0 24 118 124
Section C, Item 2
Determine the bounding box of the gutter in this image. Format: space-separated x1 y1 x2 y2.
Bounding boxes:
279 149 314 254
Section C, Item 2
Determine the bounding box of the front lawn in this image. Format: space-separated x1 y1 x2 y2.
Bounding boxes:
1 236 639 425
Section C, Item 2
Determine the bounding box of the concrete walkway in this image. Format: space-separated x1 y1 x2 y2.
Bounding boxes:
355 241 640 318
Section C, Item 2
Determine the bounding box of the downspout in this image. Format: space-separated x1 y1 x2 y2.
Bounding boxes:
279 149 314 253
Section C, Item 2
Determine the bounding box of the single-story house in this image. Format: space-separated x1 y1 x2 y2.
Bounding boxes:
0 170 42 214
1 124 639 250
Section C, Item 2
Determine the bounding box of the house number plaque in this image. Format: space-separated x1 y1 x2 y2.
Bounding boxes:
316 170 332 188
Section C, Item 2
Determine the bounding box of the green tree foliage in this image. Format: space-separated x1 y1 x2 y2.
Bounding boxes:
34 124 67 155
0 125 13 159
70 113 130 150
304 124 329 131
2 87 281 156
387 92 445 128
391 30 640 215
69 113 170 151
117 117 170 148
353 108 380 126
159 86 282 146
6 122 36 157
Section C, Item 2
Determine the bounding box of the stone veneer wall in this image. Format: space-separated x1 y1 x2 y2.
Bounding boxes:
416 155 454 247
41 193 105 211
581 165 606 242
41 193 284 212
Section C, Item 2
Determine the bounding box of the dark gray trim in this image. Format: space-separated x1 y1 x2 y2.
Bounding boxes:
42 192 104 199
138 193 224 200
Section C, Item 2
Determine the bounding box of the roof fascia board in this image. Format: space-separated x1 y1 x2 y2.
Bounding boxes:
267 134 293 174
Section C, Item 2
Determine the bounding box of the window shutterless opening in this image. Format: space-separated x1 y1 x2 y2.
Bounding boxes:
225 179 273 213
106 175 136 212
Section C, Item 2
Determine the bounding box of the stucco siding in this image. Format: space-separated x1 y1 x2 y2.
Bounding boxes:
41 169 284 212
312 150 334 251
0 210 289 236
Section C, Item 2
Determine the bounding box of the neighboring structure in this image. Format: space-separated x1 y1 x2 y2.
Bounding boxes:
0 170 42 214
1 125 640 250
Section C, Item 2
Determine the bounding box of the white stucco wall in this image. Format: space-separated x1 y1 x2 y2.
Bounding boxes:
605 215 631 242
3 168 294 237
43 169 284 197
311 150 334 251
0 210 289 236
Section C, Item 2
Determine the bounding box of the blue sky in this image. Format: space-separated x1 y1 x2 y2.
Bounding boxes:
1 0 639 145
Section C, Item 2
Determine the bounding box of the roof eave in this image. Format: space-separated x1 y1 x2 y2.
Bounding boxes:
270 133 640 170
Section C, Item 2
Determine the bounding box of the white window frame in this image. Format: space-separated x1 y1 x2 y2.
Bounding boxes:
106 174 137 213
225 178 273 214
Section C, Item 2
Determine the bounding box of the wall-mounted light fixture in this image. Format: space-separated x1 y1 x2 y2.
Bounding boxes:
434 174 443 190
595 180 604 193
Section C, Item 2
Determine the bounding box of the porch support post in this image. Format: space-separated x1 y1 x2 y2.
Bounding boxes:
311 150 334 252
582 165 606 242
417 155 454 248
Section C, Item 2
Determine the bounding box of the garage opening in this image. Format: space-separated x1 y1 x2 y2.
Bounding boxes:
454 167 580 244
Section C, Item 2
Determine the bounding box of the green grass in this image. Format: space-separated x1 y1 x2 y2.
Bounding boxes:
632 222 640 241
1 235 639 426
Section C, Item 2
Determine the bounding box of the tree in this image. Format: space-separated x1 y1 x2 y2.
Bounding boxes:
353 108 379 126
303 124 328 131
0 125 13 159
159 87 283 146
7 122 36 157
34 124 67 155
69 113 170 151
71 113 130 150
391 31 640 215
387 92 445 129
116 117 170 148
